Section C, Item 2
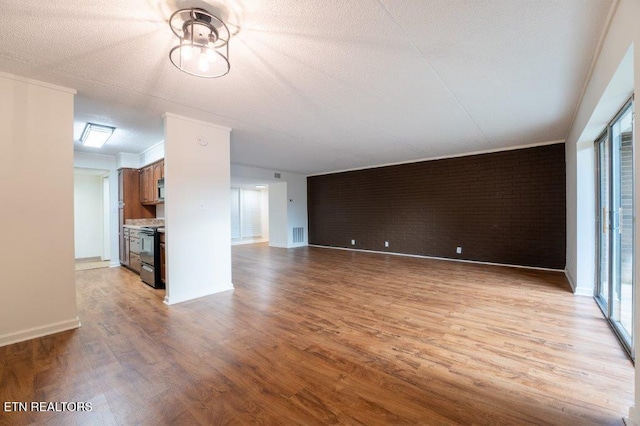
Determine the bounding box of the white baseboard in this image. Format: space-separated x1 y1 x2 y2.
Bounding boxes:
309 244 565 273
109 261 121 268
163 284 234 305
564 269 577 292
574 287 595 297
0 317 81 347
76 256 101 262
565 269 594 296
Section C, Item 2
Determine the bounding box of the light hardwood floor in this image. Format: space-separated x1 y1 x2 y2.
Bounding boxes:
0 244 634 425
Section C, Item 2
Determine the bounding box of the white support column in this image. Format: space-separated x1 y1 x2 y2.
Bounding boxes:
163 113 233 305
268 182 289 248
575 143 596 296
0 72 79 346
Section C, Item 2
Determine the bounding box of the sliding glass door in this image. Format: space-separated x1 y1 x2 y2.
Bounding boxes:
595 99 634 357
595 133 610 311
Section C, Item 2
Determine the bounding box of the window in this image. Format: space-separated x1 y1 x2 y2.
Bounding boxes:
231 188 264 241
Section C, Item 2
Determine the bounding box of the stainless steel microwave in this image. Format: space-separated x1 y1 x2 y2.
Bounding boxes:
158 178 165 201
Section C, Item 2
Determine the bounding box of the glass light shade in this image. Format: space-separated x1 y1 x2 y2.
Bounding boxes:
198 55 210 72
180 41 193 60
169 8 231 78
206 46 217 63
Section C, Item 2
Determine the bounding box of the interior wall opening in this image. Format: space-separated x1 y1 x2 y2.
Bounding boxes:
231 186 269 245
73 167 111 270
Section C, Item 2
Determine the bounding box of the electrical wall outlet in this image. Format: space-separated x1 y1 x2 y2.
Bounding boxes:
384 241 389 248
351 239 356 245
456 246 462 254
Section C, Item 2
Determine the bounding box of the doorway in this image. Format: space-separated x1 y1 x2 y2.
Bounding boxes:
231 186 269 245
595 98 635 357
74 168 111 270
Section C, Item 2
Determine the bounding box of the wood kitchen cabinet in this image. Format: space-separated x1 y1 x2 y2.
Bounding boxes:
140 165 152 204
138 167 147 203
140 159 164 205
118 168 155 267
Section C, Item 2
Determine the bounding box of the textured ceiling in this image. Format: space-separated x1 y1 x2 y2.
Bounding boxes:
0 0 613 174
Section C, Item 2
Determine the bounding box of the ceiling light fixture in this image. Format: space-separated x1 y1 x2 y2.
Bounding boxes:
169 8 231 78
80 123 115 148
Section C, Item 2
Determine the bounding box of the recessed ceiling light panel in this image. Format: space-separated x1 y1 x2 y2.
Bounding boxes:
80 123 115 148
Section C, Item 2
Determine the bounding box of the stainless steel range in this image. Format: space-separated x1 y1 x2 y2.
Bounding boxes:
139 226 163 288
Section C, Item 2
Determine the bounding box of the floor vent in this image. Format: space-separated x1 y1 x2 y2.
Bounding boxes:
293 227 304 243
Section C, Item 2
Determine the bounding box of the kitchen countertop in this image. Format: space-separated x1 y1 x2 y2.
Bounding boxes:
124 218 165 231
123 224 146 230
124 224 166 232
125 218 165 226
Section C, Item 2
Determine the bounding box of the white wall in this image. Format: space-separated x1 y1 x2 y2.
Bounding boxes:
574 144 596 295
116 152 139 169
102 176 111 260
116 142 165 169
140 141 165 167
566 1 637 293
569 47 634 295
163 113 232 304
73 173 104 259
285 172 308 248
268 182 289 248
0 72 79 346
563 0 639 422
261 188 269 240
231 164 308 248
74 152 120 267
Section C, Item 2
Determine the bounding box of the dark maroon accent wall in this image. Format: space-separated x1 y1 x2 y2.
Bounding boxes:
307 143 566 269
